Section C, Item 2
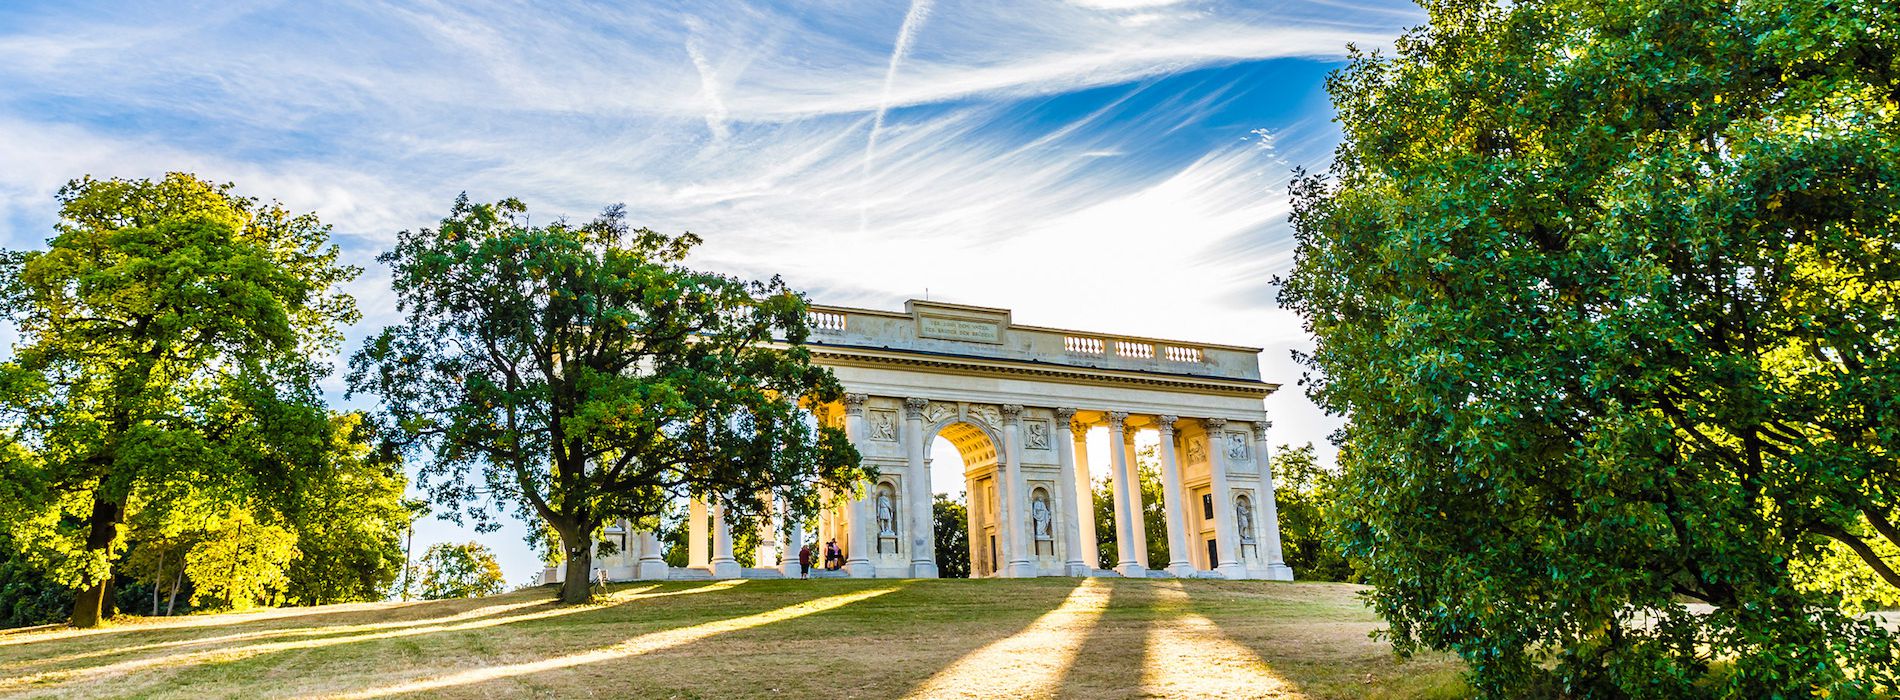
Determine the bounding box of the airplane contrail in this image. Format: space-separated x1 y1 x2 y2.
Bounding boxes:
859 0 934 233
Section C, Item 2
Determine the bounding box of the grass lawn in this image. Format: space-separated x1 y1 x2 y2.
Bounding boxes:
0 577 1465 699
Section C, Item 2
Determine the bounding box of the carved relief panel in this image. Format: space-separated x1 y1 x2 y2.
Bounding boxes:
870 410 899 442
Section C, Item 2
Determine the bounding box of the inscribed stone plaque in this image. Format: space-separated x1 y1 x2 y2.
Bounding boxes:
917 314 1003 344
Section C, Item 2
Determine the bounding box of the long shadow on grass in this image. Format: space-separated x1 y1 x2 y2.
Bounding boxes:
1053 578 1152 700
1189 581 1457 699
0 591 604 675
370 578 1086 700
319 581 911 699
0 581 737 698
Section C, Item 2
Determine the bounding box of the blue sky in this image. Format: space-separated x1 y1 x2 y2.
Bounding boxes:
0 0 1421 585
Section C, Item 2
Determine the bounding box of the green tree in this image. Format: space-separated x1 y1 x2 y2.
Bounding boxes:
933 493 970 579
280 413 409 606
417 541 506 600
0 173 358 627
350 197 862 605
1279 0 1900 694
1269 443 1352 582
184 508 299 611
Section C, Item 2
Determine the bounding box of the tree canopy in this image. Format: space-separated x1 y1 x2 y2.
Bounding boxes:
350 196 862 604
0 173 359 627
417 542 506 600
1281 0 1900 694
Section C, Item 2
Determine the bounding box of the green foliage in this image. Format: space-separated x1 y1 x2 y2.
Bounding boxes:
0 173 358 626
933 493 970 579
0 531 72 628
1280 0 1900 694
185 509 299 611
280 414 409 606
1270 443 1353 582
418 542 506 600
349 196 862 604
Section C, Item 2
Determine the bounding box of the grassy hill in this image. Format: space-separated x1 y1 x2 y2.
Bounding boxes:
0 577 1464 699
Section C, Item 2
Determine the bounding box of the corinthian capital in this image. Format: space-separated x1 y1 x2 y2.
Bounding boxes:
1201 417 1227 431
904 397 929 420
1053 407 1077 422
1155 415 1177 435
843 393 868 416
1106 411 1128 430
1000 404 1024 426
1251 421 1270 441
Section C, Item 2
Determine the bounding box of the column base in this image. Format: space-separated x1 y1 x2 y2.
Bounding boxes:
1215 563 1248 580
635 558 669 581
710 558 742 580
910 561 940 578
1262 564 1295 581
845 558 877 578
1165 562 1196 578
1116 562 1146 578
1063 562 1090 577
1005 560 1037 578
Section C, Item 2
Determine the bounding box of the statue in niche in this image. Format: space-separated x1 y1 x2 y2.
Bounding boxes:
1025 420 1050 449
1031 492 1053 541
1227 432 1249 461
871 410 898 441
1236 499 1256 543
877 488 897 536
1186 437 1206 465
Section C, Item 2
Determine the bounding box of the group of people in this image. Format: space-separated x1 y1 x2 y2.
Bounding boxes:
794 539 847 579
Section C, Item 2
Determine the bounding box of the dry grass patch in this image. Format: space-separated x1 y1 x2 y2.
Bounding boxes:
0 578 1463 699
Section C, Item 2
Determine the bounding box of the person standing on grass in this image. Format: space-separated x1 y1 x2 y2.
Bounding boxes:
798 544 813 579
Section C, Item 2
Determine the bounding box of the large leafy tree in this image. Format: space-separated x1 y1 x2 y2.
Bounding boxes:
279 413 409 606
1282 0 1900 694
350 196 861 604
417 542 506 600
0 174 357 627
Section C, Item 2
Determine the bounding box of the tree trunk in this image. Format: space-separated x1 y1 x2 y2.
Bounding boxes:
69 497 123 628
152 548 165 616
402 524 415 601
558 528 593 605
166 565 184 616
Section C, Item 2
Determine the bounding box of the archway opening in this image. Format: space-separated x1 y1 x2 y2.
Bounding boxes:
929 421 999 577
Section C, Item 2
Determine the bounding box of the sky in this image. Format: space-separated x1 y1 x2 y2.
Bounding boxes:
0 0 1422 586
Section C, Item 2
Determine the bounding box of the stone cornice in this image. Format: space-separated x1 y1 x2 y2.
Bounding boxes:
805 344 1277 398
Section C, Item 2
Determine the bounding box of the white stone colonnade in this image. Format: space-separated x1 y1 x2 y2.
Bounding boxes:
554 299 1294 584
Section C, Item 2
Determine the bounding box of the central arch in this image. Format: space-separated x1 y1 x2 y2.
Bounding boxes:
930 419 1002 576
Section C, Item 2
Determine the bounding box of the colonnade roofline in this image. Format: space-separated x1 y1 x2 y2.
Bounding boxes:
798 299 1275 389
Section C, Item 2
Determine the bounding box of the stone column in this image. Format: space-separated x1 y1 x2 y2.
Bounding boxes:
688 498 709 569
1121 425 1149 568
635 530 669 580
842 393 876 577
779 496 805 578
1072 420 1098 571
1106 412 1144 578
1251 423 1295 581
1053 408 1087 577
1155 416 1194 577
754 490 779 571
905 398 938 578
1000 404 1034 577
1203 418 1246 579
709 501 741 579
